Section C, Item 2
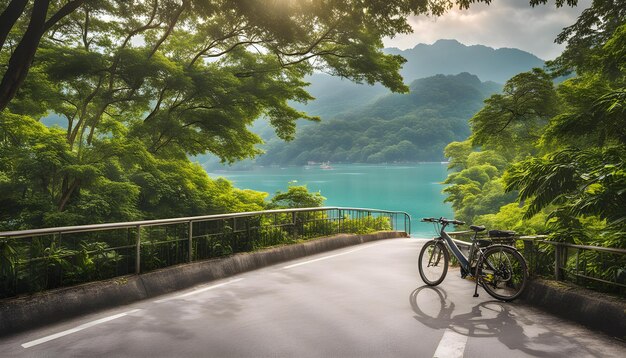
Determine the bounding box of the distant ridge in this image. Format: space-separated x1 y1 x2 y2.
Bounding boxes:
385 39 545 84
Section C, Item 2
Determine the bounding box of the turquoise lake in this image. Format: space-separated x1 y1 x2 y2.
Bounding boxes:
207 163 452 237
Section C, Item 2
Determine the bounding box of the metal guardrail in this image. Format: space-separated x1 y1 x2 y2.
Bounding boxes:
447 232 626 294
0 207 410 298
522 238 626 290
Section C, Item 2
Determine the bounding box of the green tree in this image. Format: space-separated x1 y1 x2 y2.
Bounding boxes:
442 164 514 221
505 18 626 244
469 68 557 159
548 0 626 76
0 0 495 112
0 0 86 110
475 202 549 234
441 68 559 224
444 140 472 171
270 182 326 209
444 2 625 250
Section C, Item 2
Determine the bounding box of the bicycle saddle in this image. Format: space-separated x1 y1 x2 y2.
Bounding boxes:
488 230 516 237
470 225 486 232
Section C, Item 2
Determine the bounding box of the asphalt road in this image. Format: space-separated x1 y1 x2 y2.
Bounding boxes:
1 238 624 357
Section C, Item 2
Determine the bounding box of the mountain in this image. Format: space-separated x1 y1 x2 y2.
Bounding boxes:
256 73 502 165
387 39 545 84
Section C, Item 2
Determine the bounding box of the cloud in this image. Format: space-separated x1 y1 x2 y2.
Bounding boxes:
384 0 592 60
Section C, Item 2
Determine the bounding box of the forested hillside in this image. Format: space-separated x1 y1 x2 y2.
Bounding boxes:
256 73 501 165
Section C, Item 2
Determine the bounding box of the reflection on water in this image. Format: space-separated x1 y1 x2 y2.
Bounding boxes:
207 163 453 237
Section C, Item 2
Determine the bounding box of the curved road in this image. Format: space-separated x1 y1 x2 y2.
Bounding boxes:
1 238 624 357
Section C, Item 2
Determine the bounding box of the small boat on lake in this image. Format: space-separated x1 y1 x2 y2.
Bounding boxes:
320 162 333 170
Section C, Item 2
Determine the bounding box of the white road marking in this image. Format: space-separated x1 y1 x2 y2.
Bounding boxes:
432 328 468 358
21 309 142 349
282 242 384 269
154 278 245 303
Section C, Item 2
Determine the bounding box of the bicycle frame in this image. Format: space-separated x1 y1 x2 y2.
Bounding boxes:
436 223 471 271
435 222 512 283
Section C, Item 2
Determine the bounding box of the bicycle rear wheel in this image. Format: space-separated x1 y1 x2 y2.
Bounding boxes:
478 245 528 301
418 240 449 286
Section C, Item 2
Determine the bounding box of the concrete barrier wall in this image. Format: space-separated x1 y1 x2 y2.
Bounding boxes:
0 231 407 336
521 278 626 340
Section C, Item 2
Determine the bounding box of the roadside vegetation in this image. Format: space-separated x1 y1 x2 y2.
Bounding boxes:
443 1 625 291
445 1 625 246
0 185 394 299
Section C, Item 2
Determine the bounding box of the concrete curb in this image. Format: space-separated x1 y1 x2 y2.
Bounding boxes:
0 231 407 336
521 278 626 340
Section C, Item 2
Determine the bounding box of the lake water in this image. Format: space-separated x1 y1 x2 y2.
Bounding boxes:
207 163 452 237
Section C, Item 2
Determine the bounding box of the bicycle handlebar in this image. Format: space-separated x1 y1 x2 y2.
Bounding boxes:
421 217 465 226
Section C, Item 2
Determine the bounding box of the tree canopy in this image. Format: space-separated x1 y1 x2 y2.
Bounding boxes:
0 0 579 111
0 0 583 230
443 0 626 246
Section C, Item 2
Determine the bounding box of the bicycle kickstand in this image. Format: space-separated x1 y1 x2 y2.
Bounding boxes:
473 265 480 298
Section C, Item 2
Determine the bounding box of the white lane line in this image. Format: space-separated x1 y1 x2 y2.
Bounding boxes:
154 278 245 303
22 309 142 349
282 242 384 269
432 328 468 358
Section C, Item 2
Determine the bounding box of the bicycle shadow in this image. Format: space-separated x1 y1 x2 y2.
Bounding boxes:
409 285 603 357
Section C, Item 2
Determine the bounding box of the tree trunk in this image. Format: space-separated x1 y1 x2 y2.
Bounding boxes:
0 0 85 111
0 0 50 111
0 0 28 52
57 179 81 212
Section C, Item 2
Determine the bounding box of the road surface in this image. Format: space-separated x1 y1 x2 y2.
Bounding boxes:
1 238 624 357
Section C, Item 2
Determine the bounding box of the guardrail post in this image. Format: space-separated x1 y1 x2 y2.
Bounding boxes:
554 243 563 281
292 212 297 238
135 225 141 274
245 217 251 243
524 239 535 276
575 248 580 285
404 214 409 234
408 214 411 235
188 221 193 263
338 209 342 233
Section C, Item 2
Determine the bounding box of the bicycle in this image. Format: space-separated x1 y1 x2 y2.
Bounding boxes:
418 217 529 301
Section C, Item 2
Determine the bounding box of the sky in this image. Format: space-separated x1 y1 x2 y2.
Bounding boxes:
383 0 592 60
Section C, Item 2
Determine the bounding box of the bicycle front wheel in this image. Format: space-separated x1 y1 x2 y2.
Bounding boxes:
418 240 449 286
479 245 528 301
